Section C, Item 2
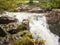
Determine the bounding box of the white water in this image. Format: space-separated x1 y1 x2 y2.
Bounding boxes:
3 12 59 45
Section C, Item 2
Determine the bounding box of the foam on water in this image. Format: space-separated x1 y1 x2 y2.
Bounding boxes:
4 12 59 45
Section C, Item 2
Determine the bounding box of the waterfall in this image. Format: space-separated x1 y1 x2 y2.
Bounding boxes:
4 12 59 45
29 15 59 45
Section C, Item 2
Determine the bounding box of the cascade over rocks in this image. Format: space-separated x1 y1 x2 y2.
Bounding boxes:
0 11 59 45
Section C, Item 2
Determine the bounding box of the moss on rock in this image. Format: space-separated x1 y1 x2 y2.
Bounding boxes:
8 36 45 45
8 37 35 45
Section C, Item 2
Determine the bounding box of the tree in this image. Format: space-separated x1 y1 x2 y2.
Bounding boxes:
29 0 33 4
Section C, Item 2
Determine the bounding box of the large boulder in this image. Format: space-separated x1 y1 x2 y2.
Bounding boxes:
0 15 18 37
0 15 18 24
46 9 60 37
0 18 29 37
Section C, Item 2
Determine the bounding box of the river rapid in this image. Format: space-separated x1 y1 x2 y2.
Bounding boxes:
2 12 59 45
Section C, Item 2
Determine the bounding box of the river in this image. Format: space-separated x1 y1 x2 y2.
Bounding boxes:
2 12 59 45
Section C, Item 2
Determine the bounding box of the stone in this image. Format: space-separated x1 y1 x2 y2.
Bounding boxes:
22 19 29 30
52 9 60 12
46 10 60 37
14 5 43 13
0 15 18 24
28 7 43 13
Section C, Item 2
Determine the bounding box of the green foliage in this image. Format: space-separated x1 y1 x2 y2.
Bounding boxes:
0 0 60 13
37 0 60 9
0 0 30 13
0 0 18 13
29 0 33 4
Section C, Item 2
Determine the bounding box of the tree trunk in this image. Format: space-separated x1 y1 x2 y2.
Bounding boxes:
29 0 33 4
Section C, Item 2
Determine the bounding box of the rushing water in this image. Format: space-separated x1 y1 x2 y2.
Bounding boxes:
3 12 59 45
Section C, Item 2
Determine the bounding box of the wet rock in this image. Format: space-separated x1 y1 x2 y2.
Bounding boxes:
0 13 30 45
22 19 29 30
0 19 30 37
0 16 30 45
14 5 43 13
8 29 18 34
0 23 18 36
28 7 43 13
0 15 18 24
46 10 60 37
0 28 6 37
0 15 18 36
